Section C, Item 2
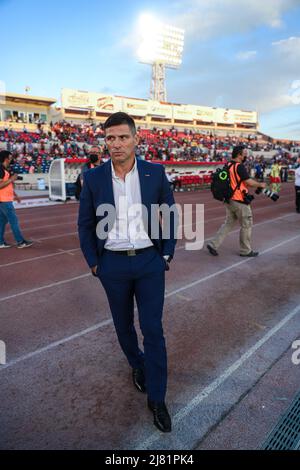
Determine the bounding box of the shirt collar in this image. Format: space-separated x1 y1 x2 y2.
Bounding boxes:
111 158 137 180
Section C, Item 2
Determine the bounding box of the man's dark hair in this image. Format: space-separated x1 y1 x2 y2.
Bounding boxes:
103 112 136 135
232 145 246 159
0 150 12 164
89 154 99 164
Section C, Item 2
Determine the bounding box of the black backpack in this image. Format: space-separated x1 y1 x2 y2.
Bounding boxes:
211 163 241 203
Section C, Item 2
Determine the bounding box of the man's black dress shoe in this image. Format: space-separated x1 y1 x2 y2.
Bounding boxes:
148 400 172 433
207 244 219 256
132 368 146 393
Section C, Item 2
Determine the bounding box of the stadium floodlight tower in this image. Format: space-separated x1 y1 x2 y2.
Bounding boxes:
137 14 185 102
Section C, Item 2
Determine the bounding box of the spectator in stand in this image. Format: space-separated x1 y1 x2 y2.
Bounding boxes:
1 123 300 175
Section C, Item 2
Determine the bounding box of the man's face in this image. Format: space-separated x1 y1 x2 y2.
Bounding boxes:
241 149 248 163
105 124 138 165
3 156 11 168
90 147 101 156
89 147 102 163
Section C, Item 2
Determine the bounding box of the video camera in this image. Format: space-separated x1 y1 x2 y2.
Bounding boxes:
255 187 279 202
9 161 23 181
243 192 255 205
9 171 23 181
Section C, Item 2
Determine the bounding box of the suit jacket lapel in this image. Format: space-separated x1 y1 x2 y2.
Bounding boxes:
137 159 152 234
137 159 151 207
104 160 115 207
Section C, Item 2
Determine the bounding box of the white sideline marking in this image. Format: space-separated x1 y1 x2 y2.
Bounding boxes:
200 197 290 215
15 200 77 210
0 218 297 300
32 232 78 241
167 234 300 297
1 211 294 269
0 274 91 302
14 199 58 209
176 212 295 250
0 320 112 371
16 195 290 229
137 302 300 450
18 212 77 225
0 249 80 268
21 221 75 232
27 208 298 244
0 233 299 370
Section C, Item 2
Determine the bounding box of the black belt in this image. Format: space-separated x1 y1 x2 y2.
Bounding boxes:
104 246 154 257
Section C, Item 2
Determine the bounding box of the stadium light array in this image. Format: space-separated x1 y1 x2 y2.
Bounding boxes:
137 14 185 69
137 13 185 101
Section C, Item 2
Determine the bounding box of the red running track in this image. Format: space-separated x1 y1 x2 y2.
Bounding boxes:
0 183 299 450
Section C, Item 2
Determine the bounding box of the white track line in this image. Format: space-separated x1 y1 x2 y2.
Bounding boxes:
17 221 75 233
0 249 80 268
168 233 300 296
18 202 290 234
24 203 297 242
0 319 112 371
176 212 296 251
17 213 77 225
31 232 78 241
0 273 91 302
20 200 267 233
200 196 290 215
137 302 300 450
0 233 299 371
0 213 295 268
16 205 78 217
16 194 290 224
177 203 293 230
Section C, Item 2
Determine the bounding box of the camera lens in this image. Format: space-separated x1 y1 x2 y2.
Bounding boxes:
271 193 279 202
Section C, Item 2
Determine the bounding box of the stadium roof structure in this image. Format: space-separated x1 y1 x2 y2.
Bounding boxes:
1 92 57 107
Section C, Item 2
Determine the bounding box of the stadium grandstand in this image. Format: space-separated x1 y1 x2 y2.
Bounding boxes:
0 89 299 191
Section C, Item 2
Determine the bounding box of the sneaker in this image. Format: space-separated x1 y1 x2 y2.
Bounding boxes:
240 251 259 257
207 244 219 256
17 240 33 249
0 242 12 249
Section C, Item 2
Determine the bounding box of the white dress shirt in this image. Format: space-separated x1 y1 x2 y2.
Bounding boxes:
295 166 300 187
105 160 153 251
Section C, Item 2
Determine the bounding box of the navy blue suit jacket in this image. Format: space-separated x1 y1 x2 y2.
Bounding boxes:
78 159 177 268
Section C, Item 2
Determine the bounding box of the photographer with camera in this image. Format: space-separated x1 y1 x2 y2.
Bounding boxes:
207 146 266 258
0 151 33 249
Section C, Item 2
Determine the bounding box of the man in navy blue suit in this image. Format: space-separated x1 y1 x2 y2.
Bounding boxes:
78 112 177 433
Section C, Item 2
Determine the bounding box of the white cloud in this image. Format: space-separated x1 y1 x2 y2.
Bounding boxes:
236 50 257 61
173 0 299 39
272 36 300 60
119 0 300 138
167 32 300 117
272 36 300 47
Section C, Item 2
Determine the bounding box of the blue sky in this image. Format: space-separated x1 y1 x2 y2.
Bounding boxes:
1 0 300 139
